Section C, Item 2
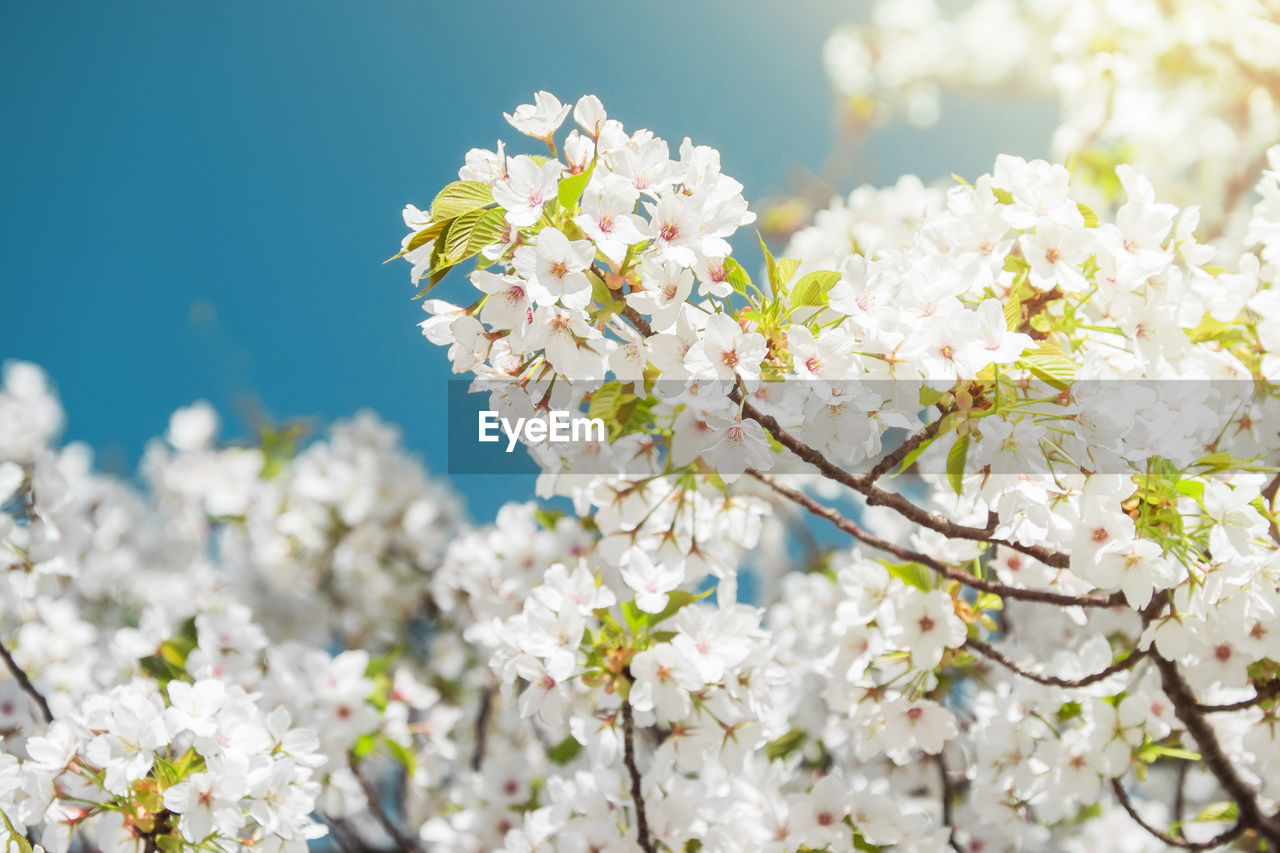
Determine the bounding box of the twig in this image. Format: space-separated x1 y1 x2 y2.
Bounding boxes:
615 294 1071 571
1174 761 1189 841
749 471 1122 608
1110 778 1244 850
472 683 494 771
1151 653 1280 845
348 755 421 853
966 637 1146 688
1196 680 1280 714
0 636 52 724
319 814 360 853
622 701 655 853
1203 146 1271 242
935 752 966 853
1262 470 1280 544
865 412 951 485
620 305 654 339
734 391 1071 570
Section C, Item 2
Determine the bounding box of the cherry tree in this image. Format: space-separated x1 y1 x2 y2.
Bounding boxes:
5 2 1280 851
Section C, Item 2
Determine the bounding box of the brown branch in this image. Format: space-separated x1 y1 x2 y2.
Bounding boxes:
1151 652 1280 846
319 815 360 853
620 305 654 339
865 410 951 485
1174 761 1190 841
0 636 52 724
966 637 1146 688
734 391 1071 570
1196 680 1280 714
614 291 1069 571
749 471 1122 608
935 752 966 853
1110 778 1244 850
472 683 494 771
622 701 655 853
1262 470 1280 544
1203 145 1271 242
348 755 421 853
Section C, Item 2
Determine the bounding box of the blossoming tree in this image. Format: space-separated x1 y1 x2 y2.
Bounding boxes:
5 1 1280 851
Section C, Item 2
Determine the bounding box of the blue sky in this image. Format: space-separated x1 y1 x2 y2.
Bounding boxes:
1 1 1052 520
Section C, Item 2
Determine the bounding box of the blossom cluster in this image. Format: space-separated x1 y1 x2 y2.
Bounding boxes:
818 0 1280 223
0 366 477 853
390 88 1280 852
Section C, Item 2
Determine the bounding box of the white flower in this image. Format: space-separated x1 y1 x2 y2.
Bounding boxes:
504 91 571 141
619 550 684 614
686 313 767 381
573 175 646 267
629 644 702 720
492 155 562 227
892 589 966 670
512 227 595 310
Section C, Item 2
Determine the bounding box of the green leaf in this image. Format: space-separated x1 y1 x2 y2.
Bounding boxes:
352 733 377 759
648 588 713 626
890 434 938 478
557 164 594 210
430 181 494 221
764 728 807 761
412 231 455 297
775 257 801 287
790 270 841 307
534 507 566 529
758 233 779 294
974 591 1003 612
1020 348 1076 391
401 217 453 256
156 836 184 853
1002 253 1030 275
595 610 626 646
1 809 33 853
383 737 417 775
946 433 970 494
881 560 931 591
1138 741 1201 763
548 736 583 765
1057 700 1083 722
723 258 754 296
620 600 647 635
992 187 1014 205
587 382 625 425
1195 801 1239 823
613 394 654 440
1176 480 1205 500
1077 202 1099 227
444 207 507 266
1004 274 1029 332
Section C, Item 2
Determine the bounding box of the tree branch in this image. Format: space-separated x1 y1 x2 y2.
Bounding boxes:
1196 680 1280 714
615 296 1070 572
865 411 951 485
1151 652 1280 845
966 637 1146 688
348 755 421 853
0 636 52 724
935 752 966 853
471 683 494 771
1110 778 1243 850
733 390 1070 570
622 700 655 853
749 471 1121 608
